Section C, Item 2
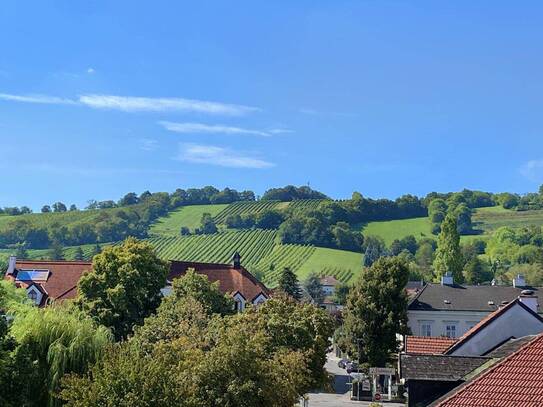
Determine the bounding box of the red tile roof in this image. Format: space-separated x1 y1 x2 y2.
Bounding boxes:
168 261 270 302
7 260 92 306
445 298 543 355
434 334 543 406
405 336 458 355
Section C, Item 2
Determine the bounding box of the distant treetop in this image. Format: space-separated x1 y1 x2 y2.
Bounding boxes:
261 185 328 201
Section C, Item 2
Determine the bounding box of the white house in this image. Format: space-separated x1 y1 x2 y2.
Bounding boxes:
407 273 540 339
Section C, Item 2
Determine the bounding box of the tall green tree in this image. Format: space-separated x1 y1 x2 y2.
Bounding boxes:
76 238 169 340
73 246 85 261
278 267 302 300
48 242 65 260
341 257 409 367
433 213 464 283
303 274 324 304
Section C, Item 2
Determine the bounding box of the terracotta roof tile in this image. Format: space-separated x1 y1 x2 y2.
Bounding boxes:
405 336 458 355
168 261 270 302
434 334 543 406
8 260 92 306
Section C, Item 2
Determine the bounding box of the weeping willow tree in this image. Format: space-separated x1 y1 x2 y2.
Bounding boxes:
9 303 112 406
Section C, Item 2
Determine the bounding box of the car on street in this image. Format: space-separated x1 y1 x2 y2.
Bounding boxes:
337 359 349 369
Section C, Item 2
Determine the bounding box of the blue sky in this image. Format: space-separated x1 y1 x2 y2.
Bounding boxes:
1 1 543 209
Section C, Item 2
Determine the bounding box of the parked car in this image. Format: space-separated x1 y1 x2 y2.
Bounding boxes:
346 362 360 374
338 359 349 369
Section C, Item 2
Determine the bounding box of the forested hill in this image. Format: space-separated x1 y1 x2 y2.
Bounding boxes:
3 184 543 286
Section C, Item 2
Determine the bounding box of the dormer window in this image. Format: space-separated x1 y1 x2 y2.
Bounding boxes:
26 286 42 305
233 292 246 313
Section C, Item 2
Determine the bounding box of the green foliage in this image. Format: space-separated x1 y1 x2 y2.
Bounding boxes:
278 267 302 300
464 257 492 284
73 246 84 261
9 304 111 406
261 185 328 201
49 241 65 260
341 257 409 367
77 238 169 340
303 273 324 304
60 296 330 407
433 214 464 282
166 269 234 316
199 212 218 234
334 282 350 305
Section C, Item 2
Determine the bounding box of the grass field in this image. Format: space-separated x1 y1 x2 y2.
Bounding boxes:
0 242 111 261
361 217 432 246
297 247 362 283
149 204 228 236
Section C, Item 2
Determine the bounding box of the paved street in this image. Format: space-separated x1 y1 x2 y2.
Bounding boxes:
306 353 404 407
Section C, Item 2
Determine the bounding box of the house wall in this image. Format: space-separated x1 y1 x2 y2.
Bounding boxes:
322 285 334 296
407 310 489 338
449 305 543 356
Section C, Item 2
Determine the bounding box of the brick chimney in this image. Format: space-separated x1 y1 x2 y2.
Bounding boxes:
6 256 16 276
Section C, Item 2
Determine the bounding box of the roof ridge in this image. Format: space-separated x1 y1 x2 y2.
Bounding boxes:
434 333 543 406
17 260 92 265
445 298 543 354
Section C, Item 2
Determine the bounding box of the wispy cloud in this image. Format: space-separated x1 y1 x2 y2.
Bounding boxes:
0 92 259 116
159 121 273 137
0 93 76 105
139 138 158 151
520 159 543 181
87 67 95 74
176 143 274 169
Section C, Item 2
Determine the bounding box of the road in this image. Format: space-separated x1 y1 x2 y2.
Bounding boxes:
306 353 405 407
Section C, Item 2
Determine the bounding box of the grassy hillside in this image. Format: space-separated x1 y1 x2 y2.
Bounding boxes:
149 204 228 236
297 247 362 283
146 229 278 268
362 206 543 245
471 206 543 232
362 217 432 245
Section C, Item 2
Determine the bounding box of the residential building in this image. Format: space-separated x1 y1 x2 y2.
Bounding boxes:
320 275 340 296
401 297 543 406
432 333 543 406
4 256 91 306
407 273 540 338
166 253 271 312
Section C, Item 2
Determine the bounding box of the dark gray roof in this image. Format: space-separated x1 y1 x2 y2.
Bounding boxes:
484 335 537 358
408 283 540 312
400 354 489 381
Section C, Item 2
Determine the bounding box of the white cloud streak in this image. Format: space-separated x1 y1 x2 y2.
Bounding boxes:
0 92 259 116
159 121 272 137
139 138 158 151
0 93 76 105
176 143 274 169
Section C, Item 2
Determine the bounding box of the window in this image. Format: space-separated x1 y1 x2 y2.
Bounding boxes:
28 290 37 301
445 323 458 338
420 321 432 337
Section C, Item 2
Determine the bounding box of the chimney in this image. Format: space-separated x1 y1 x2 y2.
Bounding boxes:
519 290 538 313
441 272 454 286
232 252 241 269
6 256 16 276
513 274 526 288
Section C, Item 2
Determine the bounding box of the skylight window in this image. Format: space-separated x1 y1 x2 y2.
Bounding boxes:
15 269 50 282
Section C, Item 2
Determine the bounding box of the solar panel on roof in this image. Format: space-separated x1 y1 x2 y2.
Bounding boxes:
15 269 50 282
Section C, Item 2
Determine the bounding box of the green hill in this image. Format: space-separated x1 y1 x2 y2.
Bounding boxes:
361 217 432 246
149 204 228 236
